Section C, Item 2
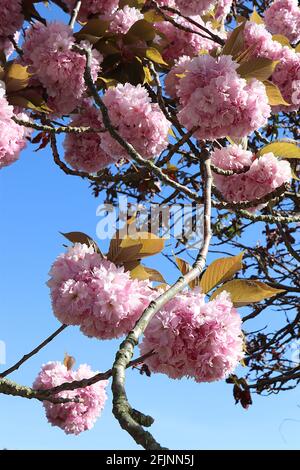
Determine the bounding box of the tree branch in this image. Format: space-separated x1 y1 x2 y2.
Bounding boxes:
0 352 155 402
69 0 81 28
145 1 225 46
110 153 212 449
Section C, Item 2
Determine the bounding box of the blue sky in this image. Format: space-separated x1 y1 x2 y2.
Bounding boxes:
1 1 300 451
1 141 300 450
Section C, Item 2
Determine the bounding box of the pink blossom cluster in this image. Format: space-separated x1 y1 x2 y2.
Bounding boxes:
243 21 283 60
211 145 292 208
22 22 102 115
0 32 20 59
33 362 108 435
140 290 244 383
100 83 171 160
0 0 23 39
48 243 153 339
155 15 221 62
215 0 233 20
0 83 30 170
108 6 144 34
65 0 119 22
272 49 300 112
174 0 215 16
240 21 300 113
177 55 270 140
156 0 176 6
63 101 116 173
0 37 13 57
264 0 300 45
165 55 191 98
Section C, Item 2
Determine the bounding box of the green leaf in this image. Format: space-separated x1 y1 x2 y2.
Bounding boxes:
126 19 156 42
96 76 118 88
8 89 52 113
107 232 165 265
95 39 120 56
5 64 30 93
210 279 286 306
120 233 165 258
263 80 290 106
272 34 292 48
222 22 245 58
145 47 168 66
258 141 300 159
110 244 144 264
125 262 165 282
175 257 200 289
250 9 264 25
75 19 110 41
144 10 164 23
237 58 278 81
119 0 145 7
200 253 244 294
175 257 191 276
143 65 152 84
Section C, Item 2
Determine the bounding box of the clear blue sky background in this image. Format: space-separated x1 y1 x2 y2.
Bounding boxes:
0 2 300 451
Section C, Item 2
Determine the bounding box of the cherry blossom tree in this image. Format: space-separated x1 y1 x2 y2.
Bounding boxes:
0 0 299 449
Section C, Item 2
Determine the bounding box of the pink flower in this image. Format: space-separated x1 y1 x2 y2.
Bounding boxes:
139 290 244 383
64 0 119 22
243 21 283 60
215 0 233 20
211 145 253 171
108 6 143 34
155 15 221 62
264 0 300 45
177 55 270 140
237 21 300 113
0 32 20 59
291 80 300 105
33 362 108 435
165 56 191 98
63 102 116 173
101 83 171 160
272 49 300 112
48 243 154 339
247 153 292 190
22 23 102 115
211 145 292 209
0 0 23 38
156 0 176 5
0 84 30 169
174 0 215 16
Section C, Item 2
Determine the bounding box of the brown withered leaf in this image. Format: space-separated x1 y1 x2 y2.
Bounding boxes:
63 353 76 371
60 231 102 255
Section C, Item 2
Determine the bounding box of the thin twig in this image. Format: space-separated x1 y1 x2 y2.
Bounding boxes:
145 1 224 46
0 325 68 379
12 116 105 135
49 132 103 182
273 216 300 263
213 184 288 210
